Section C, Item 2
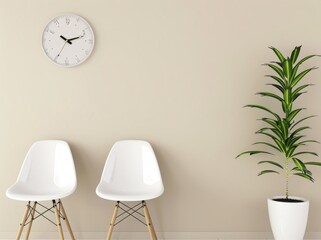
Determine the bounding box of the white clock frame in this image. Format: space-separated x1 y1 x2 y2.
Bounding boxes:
42 13 95 67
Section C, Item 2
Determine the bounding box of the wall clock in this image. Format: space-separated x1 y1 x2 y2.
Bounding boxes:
42 14 95 67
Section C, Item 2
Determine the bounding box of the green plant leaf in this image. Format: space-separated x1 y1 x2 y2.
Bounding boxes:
290 126 310 137
291 67 317 88
257 92 283 102
282 58 292 80
291 167 312 175
269 46 286 63
290 115 317 130
282 101 291 114
256 130 280 143
290 46 301 65
292 92 306 102
287 108 304 123
286 135 305 147
294 55 320 69
293 172 314 182
236 150 273 158
266 64 284 79
305 162 321 166
290 54 319 85
292 151 318 157
258 160 283 169
255 127 271 133
267 83 284 93
261 118 281 131
296 140 319 146
253 142 281 152
270 128 285 142
290 64 299 83
246 105 281 121
286 146 297 158
280 120 289 138
292 84 312 97
258 170 279 176
274 138 286 153
292 158 307 174
283 88 291 104
265 75 286 88
270 61 283 68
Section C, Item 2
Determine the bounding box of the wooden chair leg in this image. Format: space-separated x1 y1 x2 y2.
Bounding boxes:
106 201 119 240
24 202 37 240
142 201 157 240
16 202 31 240
53 200 64 240
59 200 75 240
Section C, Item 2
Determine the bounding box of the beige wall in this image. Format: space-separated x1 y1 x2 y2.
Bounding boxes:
1 0 321 234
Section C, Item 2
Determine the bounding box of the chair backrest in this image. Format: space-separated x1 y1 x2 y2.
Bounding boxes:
100 140 164 194
16 140 76 190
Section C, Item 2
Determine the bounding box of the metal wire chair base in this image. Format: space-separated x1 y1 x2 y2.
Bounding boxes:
15 199 75 240
106 201 158 240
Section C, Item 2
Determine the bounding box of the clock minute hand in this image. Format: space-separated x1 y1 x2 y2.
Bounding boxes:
60 35 72 45
68 35 84 42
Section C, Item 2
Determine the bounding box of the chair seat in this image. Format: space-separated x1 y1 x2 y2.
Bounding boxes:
6 182 76 201
96 181 164 201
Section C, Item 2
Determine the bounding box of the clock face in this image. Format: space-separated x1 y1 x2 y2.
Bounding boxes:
42 14 95 67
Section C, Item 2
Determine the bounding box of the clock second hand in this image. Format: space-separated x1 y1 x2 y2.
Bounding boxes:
56 41 68 59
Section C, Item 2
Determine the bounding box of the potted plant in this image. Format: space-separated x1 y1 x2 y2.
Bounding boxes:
237 46 321 240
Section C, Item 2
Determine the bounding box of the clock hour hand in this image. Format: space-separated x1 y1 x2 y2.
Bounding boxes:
60 35 72 45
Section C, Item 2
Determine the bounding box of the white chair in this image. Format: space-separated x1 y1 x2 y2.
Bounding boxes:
96 140 164 240
6 140 77 240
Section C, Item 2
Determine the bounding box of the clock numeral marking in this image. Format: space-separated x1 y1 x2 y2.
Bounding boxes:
54 19 59 26
49 29 55 35
87 39 93 44
76 17 80 22
75 55 80 63
65 57 69 66
66 17 70 25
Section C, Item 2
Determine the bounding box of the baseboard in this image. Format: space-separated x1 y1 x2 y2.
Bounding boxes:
1 231 321 240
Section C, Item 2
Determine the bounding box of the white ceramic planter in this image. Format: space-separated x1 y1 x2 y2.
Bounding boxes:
268 196 309 240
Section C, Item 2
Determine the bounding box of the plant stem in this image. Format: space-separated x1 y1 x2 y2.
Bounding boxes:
285 158 289 199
